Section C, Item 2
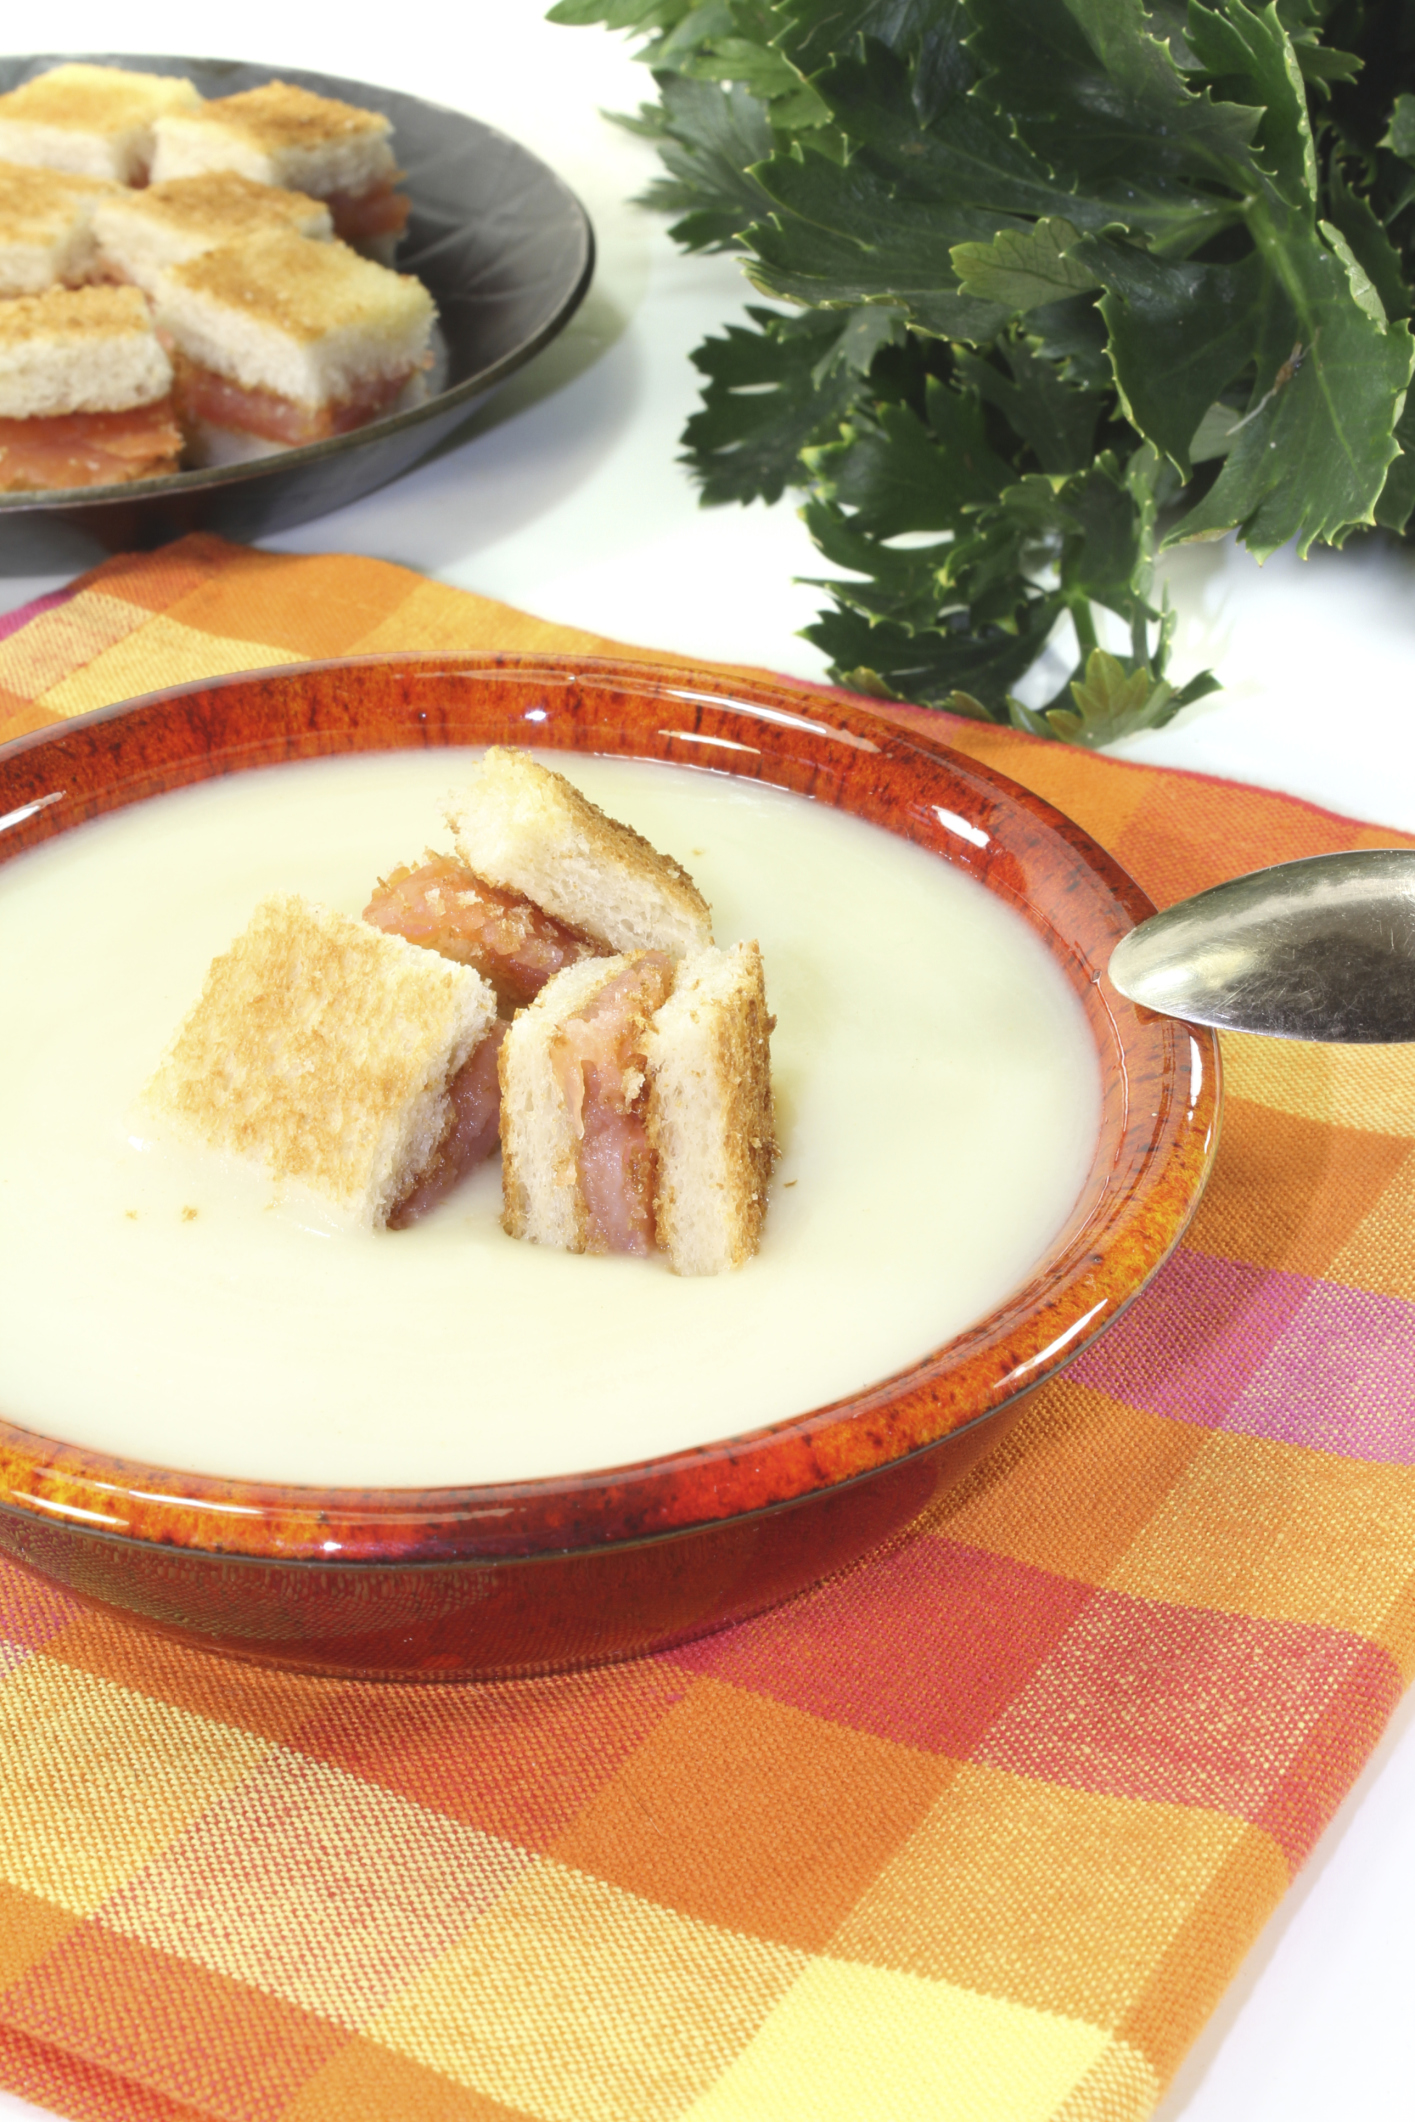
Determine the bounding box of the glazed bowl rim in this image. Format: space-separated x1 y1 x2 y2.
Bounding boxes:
0 651 1221 1564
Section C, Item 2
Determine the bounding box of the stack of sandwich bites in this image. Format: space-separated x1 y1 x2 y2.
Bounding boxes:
0 61 435 490
147 750 777 1278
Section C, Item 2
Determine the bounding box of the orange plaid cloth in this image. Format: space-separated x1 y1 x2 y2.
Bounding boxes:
1 533 1413 2122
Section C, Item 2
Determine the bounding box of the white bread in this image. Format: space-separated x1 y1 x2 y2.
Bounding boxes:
153 229 434 408
92 172 332 297
448 749 714 959
145 893 497 1230
0 160 117 296
151 81 396 198
499 944 774 1273
0 65 200 185
645 942 775 1275
0 286 171 419
499 955 627 1252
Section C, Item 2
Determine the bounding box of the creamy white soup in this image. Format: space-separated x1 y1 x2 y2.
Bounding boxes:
0 749 1101 1488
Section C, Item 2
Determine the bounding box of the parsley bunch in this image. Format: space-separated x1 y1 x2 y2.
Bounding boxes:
549 0 1415 742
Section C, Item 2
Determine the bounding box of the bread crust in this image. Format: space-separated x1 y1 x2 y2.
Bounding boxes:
646 942 775 1275
153 229 434 407
0 286 171 418
151 82 396 198
0 161 116 296
447 748 713 958
145 893 496 1229
93 172 331 295
0 66 200 184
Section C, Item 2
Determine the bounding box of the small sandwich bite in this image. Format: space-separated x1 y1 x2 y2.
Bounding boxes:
0 161 117 297
151 81 408 260
0 64 200 185
500 941 775 1275
448 748 715 959
153 228 436 463
0 284 181 491
365 749 714 1010
145 893 502 1231
92 171 332 296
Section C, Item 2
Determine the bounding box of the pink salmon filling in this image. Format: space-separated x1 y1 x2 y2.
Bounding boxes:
387 1020 507 1229
554 954 675 1255
364 855 607 1012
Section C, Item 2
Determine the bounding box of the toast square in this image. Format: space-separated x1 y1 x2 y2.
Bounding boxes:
647 942 775 1274
93 171 332 295
0 285 171 418
0 160 117 295
145 893 497 1229
447 749 714 959
154 228 435 408
151 81 396 198
0 65 200 184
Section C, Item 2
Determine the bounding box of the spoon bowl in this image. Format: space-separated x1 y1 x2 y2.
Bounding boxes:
1108 848 1415 1041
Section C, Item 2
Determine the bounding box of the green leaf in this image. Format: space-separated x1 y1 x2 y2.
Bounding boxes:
682 305 872 502
802 594 1060 710
1375 389 1415 533
953 335 1106 475
1167 202 1415 556
635 75 775 250
1326 159 1410 321
1185 0 1315 210
950 218 1101 313
1077 236 1295 476
965 0 1260 187
1381 92 1415 166
1036 647 1181 744
743 151 1018 338
807 383 1015 531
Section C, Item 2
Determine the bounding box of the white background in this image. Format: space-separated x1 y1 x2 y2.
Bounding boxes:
1 6 1414 2117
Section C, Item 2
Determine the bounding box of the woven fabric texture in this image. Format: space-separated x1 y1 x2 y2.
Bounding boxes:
0 533 1412 2122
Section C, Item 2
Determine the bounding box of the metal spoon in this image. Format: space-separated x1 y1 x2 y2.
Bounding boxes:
1107 848 1415 1042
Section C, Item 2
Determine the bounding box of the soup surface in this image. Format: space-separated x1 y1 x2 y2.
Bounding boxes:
0 749 1101 1487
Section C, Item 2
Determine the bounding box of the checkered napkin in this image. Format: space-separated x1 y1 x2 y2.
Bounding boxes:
1 533 1413 2122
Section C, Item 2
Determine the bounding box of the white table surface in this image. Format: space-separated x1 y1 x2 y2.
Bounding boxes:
1 6 1414 2118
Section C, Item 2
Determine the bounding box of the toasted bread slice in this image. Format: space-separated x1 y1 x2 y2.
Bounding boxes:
153 228 434 409
0 285 171 419
0 160 117 296
151 81 396 198
448 749 713 959
92 171 332 295
146 893 497 1229
499 943 774 1273
0 65 200 184
646 942 775 1275
499 954 628 1252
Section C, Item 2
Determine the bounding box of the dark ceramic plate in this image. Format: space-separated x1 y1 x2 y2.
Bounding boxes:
0 655 1221 1681
0 53 594 569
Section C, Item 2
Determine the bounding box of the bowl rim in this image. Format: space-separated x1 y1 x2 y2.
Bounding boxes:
0 51 595 514
0 651 1221 1564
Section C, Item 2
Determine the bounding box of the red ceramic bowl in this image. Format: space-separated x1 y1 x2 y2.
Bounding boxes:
0 655 1219 1678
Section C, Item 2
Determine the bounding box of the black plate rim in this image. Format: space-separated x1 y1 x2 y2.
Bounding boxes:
0 51 596 516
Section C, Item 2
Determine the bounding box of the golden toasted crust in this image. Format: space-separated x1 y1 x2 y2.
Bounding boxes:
449 748 714 958
166 229 426 345
0 160 114 236
182 82 390 152
104 170 328 241
146 893 495 1227
646 943 776 1275
0 65 198 133
0 283 151 348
